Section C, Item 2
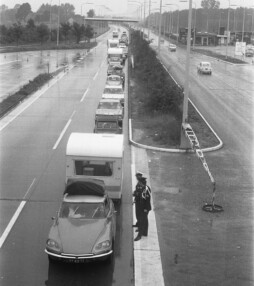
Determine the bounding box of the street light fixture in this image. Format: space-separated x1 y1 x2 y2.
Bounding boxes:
226 2 237 59
180 0 192 148
165 4 179 43
242 6 246 42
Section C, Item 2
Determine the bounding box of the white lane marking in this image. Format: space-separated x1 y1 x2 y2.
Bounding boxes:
52 111 75 150
93 70 99 80
0 178 36 249
80 88 89 102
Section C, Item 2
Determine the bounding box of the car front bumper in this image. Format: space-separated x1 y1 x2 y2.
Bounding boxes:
45 249 113 262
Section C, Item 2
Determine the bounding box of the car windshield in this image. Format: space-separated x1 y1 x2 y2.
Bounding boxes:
103 88 123 94
97 121 118 129
202 63 210 67
60 202 106 219
98 102 121 109
107 76 121 82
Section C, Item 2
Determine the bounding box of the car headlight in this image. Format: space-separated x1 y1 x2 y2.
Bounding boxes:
93 240 111 254
46 239 61 252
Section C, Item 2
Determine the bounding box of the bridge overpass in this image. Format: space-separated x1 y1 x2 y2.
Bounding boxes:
85 17 139 23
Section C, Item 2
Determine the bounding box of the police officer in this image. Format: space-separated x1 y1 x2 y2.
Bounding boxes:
134 177 151 241
133 172 143 228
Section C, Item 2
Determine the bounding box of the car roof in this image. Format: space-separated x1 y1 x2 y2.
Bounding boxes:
200 61 211 65
64 194 106 203
99 98 121 103
105 84 123 89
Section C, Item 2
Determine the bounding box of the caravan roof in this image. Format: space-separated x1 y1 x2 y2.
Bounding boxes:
66 133 124 158
107 47 123 54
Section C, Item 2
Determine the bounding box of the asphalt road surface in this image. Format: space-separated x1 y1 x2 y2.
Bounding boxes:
0 49 90 102
143 31 254 285
0 29 134 286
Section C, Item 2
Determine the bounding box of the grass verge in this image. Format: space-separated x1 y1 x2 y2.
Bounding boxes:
129 31 220 149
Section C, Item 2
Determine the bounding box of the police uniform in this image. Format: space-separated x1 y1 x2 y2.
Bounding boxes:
134 178 152 241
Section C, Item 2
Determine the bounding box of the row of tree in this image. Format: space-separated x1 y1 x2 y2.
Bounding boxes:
0 19 94 45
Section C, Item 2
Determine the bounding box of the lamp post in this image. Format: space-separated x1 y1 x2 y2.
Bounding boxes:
157 0 163 55
166 4 179 42
218 10 224 35
242 6 246 42
226 0 231 59
128 1 143 32
180 0 192 148
192 1 196 49
56 0 60 47
49 0 52 42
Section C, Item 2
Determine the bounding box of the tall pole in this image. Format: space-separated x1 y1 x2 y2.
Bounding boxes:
193 2 196 49
50 0 52 41
181 0 192 125
148 0 151 39
226 0 230 59
158 0 163 55
57 0 60 47
242 6 245 42
166 4 180 42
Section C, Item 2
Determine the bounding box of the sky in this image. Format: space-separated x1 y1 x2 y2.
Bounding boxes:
0 0 254 16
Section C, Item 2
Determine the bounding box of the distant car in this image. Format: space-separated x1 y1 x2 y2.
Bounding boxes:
103 85 125 108
96 98 124 121
45 180 116 263
160 38 165 44
169 44 176 52
245 49 254 57
106 75 123 87
197 61 212 75
107 64 125 85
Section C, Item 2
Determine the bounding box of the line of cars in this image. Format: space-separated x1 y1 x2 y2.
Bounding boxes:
94 30 128 134
44 29 128 265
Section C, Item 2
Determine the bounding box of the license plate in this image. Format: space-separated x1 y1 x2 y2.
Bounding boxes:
68 259 85 263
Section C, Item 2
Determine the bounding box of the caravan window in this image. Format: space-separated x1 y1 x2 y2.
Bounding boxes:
75 160 113 176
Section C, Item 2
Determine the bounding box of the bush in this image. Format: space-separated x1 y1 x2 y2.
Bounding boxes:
0 73 52 117
129 30 183 115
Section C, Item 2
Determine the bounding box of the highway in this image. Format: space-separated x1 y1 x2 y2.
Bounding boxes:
144 31 254 285
0 49 90 102
1 26 254 286
0 30 134 286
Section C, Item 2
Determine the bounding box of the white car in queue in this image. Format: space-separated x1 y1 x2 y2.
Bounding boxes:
45 180 116 264
106 75 123 88
197 61 212 75
102 84 125 109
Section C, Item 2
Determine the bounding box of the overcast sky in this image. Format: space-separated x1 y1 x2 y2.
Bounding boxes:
0 0 254 16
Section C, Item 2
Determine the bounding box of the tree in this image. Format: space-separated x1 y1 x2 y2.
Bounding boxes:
201 0 220 9
87 9 95 18
24 19 37 42
16 3 31 22
61 22 71 43
84 24 94 42
10 22 23 45
26 18 35 29
36 23 49 44
0 25 8 44
72 22 84 44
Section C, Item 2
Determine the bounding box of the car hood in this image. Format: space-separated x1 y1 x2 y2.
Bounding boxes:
57 218 107 254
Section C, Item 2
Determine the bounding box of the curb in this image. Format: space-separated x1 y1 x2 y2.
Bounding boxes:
128 41 223 153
